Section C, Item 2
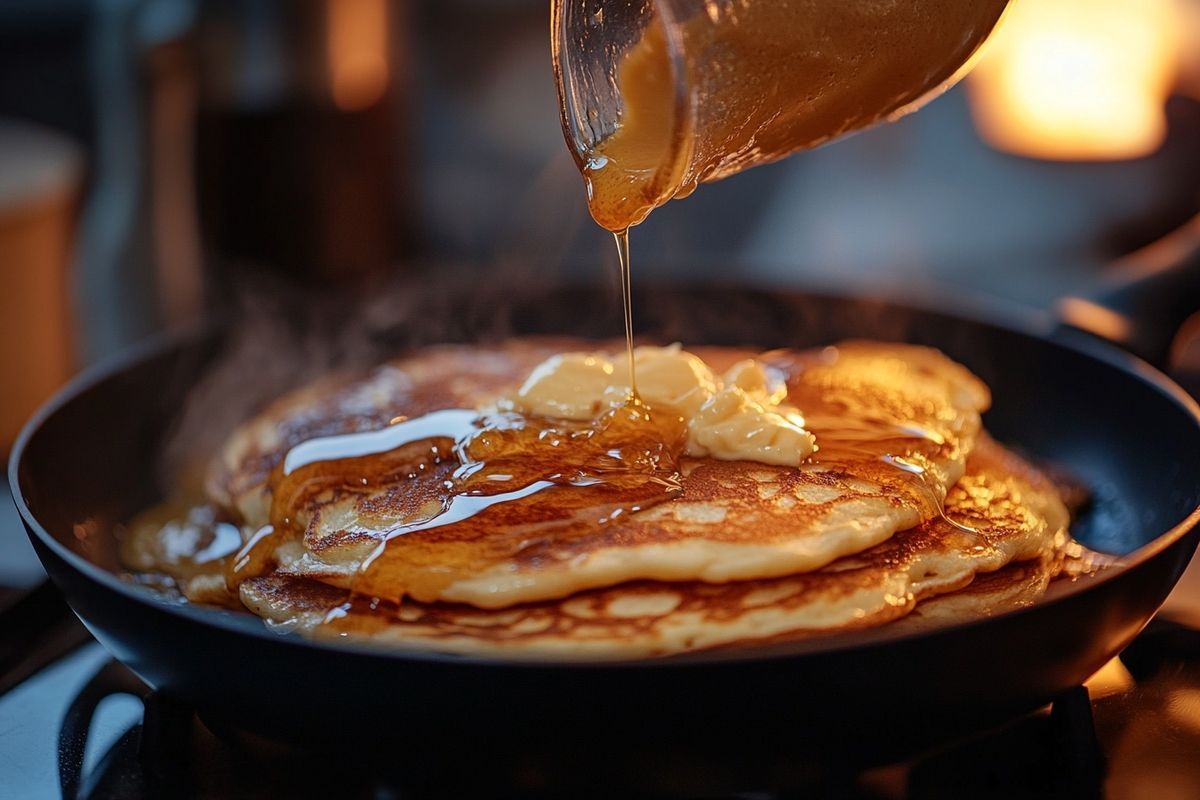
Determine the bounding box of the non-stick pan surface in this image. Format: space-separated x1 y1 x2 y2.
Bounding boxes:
12 286 1200 776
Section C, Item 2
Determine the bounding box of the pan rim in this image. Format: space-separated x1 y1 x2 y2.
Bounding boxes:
10 286 1200 670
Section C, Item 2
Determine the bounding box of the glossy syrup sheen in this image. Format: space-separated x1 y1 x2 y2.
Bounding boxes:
780 363 979 538
614 229 637 397
221 346 976 630
227 398 690 607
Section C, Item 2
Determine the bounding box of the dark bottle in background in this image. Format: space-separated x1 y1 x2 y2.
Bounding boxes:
193 0 412 291
71 0 415 362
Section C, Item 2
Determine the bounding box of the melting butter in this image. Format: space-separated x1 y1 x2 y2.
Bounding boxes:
502 345 816 466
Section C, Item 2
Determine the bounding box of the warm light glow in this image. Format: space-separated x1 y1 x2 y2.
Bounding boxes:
1056 297 1133 346
968 0 1182 161
327 0 390 111
1084 656 1135 699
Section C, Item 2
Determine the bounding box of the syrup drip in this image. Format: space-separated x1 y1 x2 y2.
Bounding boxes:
228 524 279 585
614 228 637 398
815 429 970 533
227 228 664 603
224 412 473 591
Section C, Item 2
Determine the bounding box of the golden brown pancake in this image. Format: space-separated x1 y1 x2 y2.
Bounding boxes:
890 559 1063 634
213 340 990 608
237 437 1068 659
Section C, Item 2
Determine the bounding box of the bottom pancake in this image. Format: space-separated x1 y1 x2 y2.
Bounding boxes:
889 556 1064 633
239 437 1070 660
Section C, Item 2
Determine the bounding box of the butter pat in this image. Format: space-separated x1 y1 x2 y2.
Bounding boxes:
503 345 816 466
508 353 624 419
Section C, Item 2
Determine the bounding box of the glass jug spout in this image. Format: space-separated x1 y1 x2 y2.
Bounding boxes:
553 0 1012 232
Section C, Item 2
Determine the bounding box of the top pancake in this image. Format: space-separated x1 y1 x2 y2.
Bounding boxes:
210 339 989 608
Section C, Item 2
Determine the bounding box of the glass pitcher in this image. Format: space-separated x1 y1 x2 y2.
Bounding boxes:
553 0 1011 232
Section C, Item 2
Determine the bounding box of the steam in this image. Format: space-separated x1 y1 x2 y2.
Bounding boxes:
157 173 1003 498
156 261 591 487
158 271 454 486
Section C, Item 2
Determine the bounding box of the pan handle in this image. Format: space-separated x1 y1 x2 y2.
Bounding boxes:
1056 213 1200 372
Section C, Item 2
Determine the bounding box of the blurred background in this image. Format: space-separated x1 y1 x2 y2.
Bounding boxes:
2 0 1200 591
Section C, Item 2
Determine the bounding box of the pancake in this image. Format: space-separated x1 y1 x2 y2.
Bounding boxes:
214 340 990 608
238 437 1069 659
890 559 1063 633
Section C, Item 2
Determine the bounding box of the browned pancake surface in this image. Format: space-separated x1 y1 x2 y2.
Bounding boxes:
223 340 991 607
239 437 1068 659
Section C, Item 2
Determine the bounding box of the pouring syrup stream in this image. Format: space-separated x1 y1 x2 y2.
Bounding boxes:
614 228 638 398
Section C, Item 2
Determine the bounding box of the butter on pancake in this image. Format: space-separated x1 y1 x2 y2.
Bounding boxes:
207 339 989 609
503 344 816 466
239 437 1068 659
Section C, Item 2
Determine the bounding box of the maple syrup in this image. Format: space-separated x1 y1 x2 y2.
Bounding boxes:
779 357 979 536
226 396 688 607
221 343 982 619
614 229 637 398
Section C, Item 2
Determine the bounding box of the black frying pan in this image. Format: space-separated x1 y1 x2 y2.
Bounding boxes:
11 279 1200 789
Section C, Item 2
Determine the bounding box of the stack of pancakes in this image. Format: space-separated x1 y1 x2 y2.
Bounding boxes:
123 339 1073 659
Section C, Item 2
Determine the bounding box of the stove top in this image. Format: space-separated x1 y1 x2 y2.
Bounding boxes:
5 614 1200 798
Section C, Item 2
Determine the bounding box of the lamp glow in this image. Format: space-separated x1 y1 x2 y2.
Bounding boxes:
969 0 1182 161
